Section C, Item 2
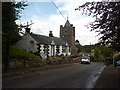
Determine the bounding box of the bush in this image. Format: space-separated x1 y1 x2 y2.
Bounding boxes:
90 56 95 62
68 55 79 58
114 54 120 60
104 57 113 66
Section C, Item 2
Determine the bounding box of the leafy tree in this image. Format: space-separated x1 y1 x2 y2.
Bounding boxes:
2 2 27 70
75 40 83 52
94 45 113 62
80 45 95 53
75 2 120 51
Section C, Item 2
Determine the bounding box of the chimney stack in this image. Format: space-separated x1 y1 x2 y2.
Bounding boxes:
49 31 53 37
25 28 31 33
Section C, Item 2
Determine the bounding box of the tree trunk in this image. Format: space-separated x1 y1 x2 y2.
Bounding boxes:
4 36 10 70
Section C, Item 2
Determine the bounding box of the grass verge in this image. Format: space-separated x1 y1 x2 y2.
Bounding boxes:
10 45 40 59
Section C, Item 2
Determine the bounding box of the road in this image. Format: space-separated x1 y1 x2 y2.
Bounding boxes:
3 62 105 88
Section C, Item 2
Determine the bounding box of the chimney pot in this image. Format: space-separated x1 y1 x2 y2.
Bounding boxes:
49 31 53 37
25 28 31 33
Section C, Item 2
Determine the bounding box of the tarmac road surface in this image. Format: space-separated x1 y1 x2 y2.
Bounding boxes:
3 62 105 88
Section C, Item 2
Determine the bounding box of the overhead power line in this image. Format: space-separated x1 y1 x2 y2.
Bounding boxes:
32 3 52 31
76 33 89 45
51 0 66 21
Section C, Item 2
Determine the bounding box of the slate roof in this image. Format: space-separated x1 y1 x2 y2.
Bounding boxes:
30 33 70 46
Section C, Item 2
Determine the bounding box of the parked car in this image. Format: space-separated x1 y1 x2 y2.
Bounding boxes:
81 56 90 64
115 60 120 66
117 60 120 66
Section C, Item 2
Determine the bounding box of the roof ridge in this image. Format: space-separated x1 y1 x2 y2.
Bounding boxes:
30 33 61 39
29 33 70 45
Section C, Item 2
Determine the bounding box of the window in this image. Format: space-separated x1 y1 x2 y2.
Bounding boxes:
43 45 49 57
30 40 34 44
37 44 41 52
69 46 71 52
56 45 60 54
62 45 66 53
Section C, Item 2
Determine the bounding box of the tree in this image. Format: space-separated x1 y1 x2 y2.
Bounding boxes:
75 40 83 52
75 2 120 52
94 45 113 63
2 2 27 70
80 45 95 53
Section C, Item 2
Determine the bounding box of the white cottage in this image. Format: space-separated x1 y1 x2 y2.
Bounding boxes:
16 28 71 59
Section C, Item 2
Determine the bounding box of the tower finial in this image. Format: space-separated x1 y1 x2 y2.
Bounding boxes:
67 12 69 20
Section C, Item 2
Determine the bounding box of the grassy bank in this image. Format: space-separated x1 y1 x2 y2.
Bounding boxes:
10 46 40 59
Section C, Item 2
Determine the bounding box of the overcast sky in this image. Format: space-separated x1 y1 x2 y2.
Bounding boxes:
17 0 101 45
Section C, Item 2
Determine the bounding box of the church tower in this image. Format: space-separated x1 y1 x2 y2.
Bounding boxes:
60 18 78 54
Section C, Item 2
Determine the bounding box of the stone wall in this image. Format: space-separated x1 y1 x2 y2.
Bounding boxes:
9 56 81 69
16 32 38 52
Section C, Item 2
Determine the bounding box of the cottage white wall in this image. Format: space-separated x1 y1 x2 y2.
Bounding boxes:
39 44 47 59
67 46 71 55
48 45 51 57
59 46 71 56
40 44 44 52
49 45 67 57
39 44 55 58
68 52 71 55
16 33 38 52
59 46 62 56
50 45 56 57
58 46 65 56
39 44 57 58
54 45 56 56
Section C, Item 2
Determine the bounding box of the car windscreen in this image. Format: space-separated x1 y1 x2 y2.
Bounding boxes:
82 57 90 59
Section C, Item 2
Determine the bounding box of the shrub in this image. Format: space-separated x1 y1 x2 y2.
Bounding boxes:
104 57 113 66
90 56 95 62
114 54 120 60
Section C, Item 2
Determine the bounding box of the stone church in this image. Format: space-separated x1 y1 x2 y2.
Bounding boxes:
60 18 78 54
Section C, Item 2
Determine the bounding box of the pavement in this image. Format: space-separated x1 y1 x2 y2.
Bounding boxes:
93 65 120 89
